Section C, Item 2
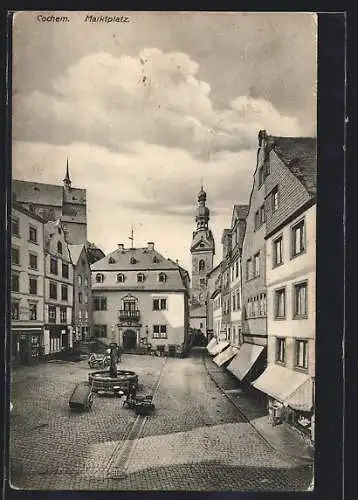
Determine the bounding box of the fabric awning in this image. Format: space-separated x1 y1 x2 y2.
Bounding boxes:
206 337 218 352
213 346 240 367
226 343 265 380
252 364 313 411
208 340 230 356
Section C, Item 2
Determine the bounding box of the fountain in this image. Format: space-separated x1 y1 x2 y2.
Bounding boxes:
88 346 138 394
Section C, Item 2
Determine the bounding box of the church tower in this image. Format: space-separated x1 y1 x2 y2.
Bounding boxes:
189 185 215 331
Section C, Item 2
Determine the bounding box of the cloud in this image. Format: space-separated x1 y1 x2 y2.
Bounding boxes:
13 49 303 160
13 139 256 272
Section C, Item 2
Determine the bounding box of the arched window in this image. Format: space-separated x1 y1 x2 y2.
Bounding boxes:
117 273 125 283
96 273 104 283
137 273 145 283
158 272 167 283
57 241 63 254
199 259 205 272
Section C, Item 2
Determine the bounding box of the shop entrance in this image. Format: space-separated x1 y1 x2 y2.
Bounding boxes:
123 329 137 351
19 336 29 363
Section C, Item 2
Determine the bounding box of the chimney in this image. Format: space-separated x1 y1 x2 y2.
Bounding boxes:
117 244 124 252
147 242 154 251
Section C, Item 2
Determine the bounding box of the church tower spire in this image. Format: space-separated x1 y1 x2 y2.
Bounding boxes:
189 184 215 333
63 158 72 190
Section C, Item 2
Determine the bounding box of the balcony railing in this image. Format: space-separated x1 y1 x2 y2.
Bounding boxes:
118 309 140 323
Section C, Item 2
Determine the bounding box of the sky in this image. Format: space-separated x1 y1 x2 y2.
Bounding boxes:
12 11 317 273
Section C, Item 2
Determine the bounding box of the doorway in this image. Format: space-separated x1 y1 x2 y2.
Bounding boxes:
123 329 137 351
19 336 28 363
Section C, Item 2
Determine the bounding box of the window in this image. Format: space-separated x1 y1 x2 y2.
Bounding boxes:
295 340 308 369
153 298 167 310
84 276 88 287
29 252 38 270
84 293 88 304
85 310 88 320
29 225 37 243
79 292 83 304
93 324 107 338
236 290 241 310
130 256 137 264
29 303 37 320
137 273 145 283
235 261 239 278
254 210 260 230
60 307 67 323
49 281 57 299
275 288 286 318
78 310 82 320
271 187 279 212
158 272 167 283
200 278 206 287
291 220 305 257
50 257 58 275
276 338 286 363
12 301 19 320
254 253 260 277
232 293 236 311
12 218 19 236
260 204 266 224
153 324 167 339
96 273 104 283
258 165 265 186
57 241 63 254
62 263 69 279
29 277 38 295
108 257 115 264
61 284 68 301
273 236 283 267
246 259 252 281
117 273 125 283
48 305 56 323
93 297 107 311
78 275 82 286
294 282 307 317
12 273 19 292
199 260 205 272
11 247 20 266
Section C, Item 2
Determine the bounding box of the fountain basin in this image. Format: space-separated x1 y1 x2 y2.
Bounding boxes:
88 369 138 394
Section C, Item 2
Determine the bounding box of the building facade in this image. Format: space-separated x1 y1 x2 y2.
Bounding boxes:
206 263 222 340
11 203 45 364
43 220 74 355
251 131 317 441
12 161 87 245
91 243 190 356
228 205 249 347
220 229 232 340
68 244 93 342
241 132 269 348
190 186 215 332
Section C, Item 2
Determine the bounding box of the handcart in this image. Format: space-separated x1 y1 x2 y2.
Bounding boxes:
69 382 95 412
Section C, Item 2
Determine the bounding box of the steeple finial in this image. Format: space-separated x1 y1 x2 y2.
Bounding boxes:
63 157 71 188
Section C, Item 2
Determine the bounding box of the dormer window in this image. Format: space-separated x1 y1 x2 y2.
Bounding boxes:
137 273 145 283
130 257 137 264
158 272 167 283
153 256 159 263
96 273 104 283
108 257 116 264
117 273 125 283
57 241 63 254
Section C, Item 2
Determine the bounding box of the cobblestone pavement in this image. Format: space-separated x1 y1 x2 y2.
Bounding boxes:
9 350 313 491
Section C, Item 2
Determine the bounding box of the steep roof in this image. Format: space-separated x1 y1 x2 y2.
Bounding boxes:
233 204 249 221
68 244 85 265
13 179 63 206
271 136 317 196
91 247 181 272
12 179 86 207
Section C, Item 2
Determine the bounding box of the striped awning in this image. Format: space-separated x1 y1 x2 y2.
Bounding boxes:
252 364 313 411
213 345 240 367
226 344 265 381
208 340 230 356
